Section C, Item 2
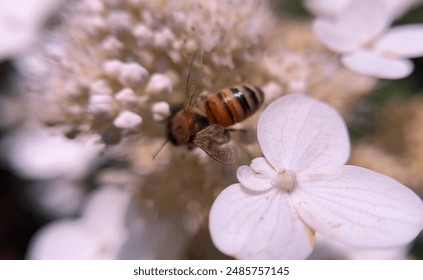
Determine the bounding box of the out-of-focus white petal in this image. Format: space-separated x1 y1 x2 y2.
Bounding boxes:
209 184 314 259
0 26 36 60
27 186 134 260
347 246 410 260
375 24 423 58
336 0 389 44
342 50 413 79
304 0 350 18
1 124 101 180
305 0 418 20
258 93 350 175
118 209 189 259
312 0 390 53
27 220 99 259
0 0 64 60
313 19 360 53
236 157 276 191
292 165 423 248
381 0 423 20
25 181 85 219
82 186 133 238
310 234 410 260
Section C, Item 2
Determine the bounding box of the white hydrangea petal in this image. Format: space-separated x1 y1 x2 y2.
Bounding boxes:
82 186 133 238
312 0 390 53
1 124 101 180
336 0 389 44
0 0 64 60
292 165 423 248
250 157 278 178
118 210 189 259
258 93 350 174
347 246 410 260
382 0 423 20
236 157 277 191
313 19 361 53
209 184 314 259
375 24 423 58
310 234 410 260
342 50 413 79
26 220 99 259
303 0 350 18
0 25 36 60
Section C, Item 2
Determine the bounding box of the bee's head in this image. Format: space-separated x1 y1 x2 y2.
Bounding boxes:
167 110 192 145
167 110 209 145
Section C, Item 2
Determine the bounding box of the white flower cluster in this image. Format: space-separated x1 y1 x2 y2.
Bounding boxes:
22 0 274 146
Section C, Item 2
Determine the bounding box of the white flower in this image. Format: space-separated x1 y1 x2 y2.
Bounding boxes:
1 124 101 181
304 0 423 20
27 186 133 259
27 185 192 259
0 0 64 60
310 234 411 260
209 93 423 259
304 0 350 18
312 0 423 79
117 210 191 260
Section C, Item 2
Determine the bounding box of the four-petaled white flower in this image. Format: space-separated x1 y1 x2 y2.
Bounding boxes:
209 93 423 259
312 0 423 79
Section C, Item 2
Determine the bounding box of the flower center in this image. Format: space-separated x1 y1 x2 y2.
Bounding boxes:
274 169 297 192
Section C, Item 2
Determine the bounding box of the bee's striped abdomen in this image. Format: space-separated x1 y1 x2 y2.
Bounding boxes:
204 85 264 127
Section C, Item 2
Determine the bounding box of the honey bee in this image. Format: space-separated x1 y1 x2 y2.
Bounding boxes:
166 48 264 164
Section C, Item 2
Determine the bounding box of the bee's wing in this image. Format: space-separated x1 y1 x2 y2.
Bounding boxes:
184 48 205 109
193 124 237 165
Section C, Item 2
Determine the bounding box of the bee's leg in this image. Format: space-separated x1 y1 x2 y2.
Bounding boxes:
227 126 255 144
226 128 247 134
152 140 169 159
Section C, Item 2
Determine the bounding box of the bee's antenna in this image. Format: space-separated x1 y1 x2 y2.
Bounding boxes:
152 140 169 160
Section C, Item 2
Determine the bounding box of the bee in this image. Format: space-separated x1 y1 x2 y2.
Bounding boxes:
165 48 264 164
